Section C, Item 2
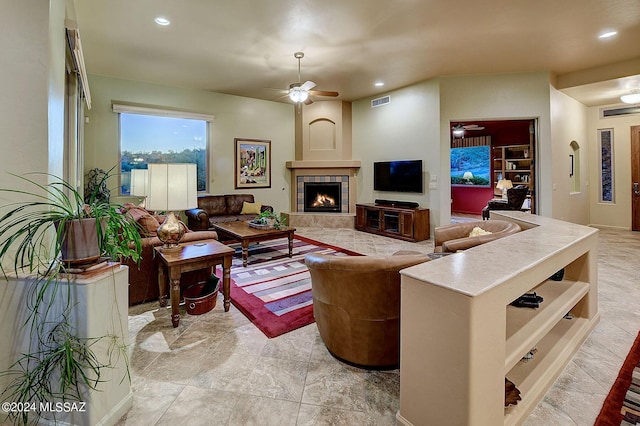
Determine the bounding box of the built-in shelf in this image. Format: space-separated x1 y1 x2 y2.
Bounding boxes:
505 277 590 371
493 143 535 212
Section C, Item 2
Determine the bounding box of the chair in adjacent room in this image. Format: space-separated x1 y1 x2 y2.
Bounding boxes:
482 185 530 220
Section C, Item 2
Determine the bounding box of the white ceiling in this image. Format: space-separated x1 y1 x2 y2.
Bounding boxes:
72 0 640 107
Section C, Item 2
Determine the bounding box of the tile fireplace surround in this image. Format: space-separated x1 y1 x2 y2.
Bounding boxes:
285 160 361 228
297 176 349 213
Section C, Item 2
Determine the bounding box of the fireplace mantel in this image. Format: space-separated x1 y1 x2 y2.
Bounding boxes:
285 160 361 169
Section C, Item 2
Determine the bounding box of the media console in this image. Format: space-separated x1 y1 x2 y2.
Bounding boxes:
355 203 430 242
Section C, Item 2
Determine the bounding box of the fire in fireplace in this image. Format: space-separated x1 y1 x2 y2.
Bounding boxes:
304 182 342 212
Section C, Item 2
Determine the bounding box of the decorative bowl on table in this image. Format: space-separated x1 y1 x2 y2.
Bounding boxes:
248 219 274 230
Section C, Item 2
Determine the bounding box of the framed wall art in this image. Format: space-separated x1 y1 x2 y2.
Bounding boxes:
234 138 271 189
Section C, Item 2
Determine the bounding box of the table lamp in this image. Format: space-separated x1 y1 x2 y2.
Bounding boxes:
129 168 149 207
496 179 513 200
146 163 197 251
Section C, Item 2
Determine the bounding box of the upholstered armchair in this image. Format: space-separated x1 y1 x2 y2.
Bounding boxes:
433 220 521 253
482 185 529 220
305 251 430 369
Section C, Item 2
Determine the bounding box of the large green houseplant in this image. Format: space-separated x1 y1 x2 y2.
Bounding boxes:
0 170 142 425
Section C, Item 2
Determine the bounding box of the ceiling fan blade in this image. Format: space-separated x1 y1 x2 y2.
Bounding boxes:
271 93 290 101
309 90 339 97
463 124 485 130
299 80 316 91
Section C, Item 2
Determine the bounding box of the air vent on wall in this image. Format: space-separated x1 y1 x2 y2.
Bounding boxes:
600 105 640 118
371 95 391 108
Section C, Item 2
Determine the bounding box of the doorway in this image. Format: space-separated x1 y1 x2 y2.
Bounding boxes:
450 119 537 217
632 125 640 231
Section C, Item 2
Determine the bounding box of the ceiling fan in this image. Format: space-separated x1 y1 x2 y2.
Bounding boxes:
284 52 339 105
451 123 485 137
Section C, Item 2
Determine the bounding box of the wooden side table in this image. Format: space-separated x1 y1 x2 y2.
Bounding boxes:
155 239 235 327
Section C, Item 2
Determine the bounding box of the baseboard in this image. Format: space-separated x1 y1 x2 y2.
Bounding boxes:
588 223 631 231
396 411 414 426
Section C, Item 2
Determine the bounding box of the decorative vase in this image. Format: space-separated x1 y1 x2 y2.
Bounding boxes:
157 212 187 250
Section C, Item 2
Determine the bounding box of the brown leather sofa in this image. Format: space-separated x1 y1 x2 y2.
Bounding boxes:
433 220 521 253
123 205 219 305
305 251 430 369
185 194 273 231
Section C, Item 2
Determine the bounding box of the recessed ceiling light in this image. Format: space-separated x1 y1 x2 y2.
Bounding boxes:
374 82 384 87
154 16 170 26
598 30 617 39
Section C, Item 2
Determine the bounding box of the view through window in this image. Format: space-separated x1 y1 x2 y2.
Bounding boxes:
598 128 614 203
119 112 208 194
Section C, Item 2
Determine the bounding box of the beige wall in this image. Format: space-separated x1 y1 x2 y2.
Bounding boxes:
352 80 441 225
0 0 68 407
83 75 295 214
439 72 553 223
550 87 590 224
84 72 639 229
587 104 640 229
0 0 66 182
0 0 67 270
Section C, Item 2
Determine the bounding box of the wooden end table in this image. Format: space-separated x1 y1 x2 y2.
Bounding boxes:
212 221 296 267
155 239 235 327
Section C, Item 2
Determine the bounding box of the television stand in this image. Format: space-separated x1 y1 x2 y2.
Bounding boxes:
355 203 430 242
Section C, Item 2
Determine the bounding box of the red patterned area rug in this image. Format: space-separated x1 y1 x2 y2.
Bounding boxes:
595 331 640 425
218 235 360 338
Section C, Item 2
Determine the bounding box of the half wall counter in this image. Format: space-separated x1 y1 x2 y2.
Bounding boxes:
398 211 599 426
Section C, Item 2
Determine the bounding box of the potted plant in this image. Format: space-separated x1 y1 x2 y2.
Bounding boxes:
0 170 142 425
0 171 142 273
84 167 110 205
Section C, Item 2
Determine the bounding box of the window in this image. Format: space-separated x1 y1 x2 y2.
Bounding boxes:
598 129 614 203
113 104 214 194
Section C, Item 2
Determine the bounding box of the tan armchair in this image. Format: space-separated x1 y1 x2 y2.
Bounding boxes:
305 251 430 369
433 220 521 253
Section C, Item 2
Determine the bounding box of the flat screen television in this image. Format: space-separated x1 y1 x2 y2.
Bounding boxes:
374 160 423 193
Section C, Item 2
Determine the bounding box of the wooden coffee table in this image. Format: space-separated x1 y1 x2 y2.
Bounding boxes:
212 221 296 267
155 239 235 327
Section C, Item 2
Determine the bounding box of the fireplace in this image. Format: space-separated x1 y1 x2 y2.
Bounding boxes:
304 182 342 213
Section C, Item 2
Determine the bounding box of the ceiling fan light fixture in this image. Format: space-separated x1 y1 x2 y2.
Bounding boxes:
289 87 309 103
621 90 640 104
452 124 465 137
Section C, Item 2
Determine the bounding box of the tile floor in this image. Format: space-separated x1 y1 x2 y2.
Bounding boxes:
118 225 640 426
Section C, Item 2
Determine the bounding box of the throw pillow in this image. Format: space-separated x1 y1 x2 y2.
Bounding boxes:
125 206 150 222
469 226 492 237
240 201 262 215
138 215 160 236
125 206 160 236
